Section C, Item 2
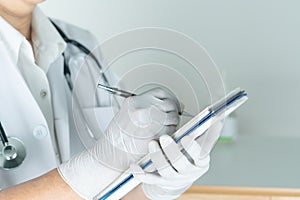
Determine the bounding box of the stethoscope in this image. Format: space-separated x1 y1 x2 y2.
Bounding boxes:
50 20 110 91
0 20 110 170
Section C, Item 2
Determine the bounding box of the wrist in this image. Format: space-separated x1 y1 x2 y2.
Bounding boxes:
58 149 123 199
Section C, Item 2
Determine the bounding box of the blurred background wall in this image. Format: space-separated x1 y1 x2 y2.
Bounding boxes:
40 0 300 188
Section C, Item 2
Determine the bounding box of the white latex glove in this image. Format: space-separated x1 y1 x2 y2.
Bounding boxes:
195 120 224 157
130 135 210 200
58 88 181 199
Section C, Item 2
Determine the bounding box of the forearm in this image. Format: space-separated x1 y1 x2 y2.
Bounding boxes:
0 169 148 200
0 169 82 200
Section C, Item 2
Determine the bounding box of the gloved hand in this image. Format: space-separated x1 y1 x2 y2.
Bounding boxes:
130 121 223 200
58 88 181 199
106 87 181 157
195 119 224 157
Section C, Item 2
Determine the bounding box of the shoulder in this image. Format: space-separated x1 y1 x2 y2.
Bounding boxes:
50 18 99 51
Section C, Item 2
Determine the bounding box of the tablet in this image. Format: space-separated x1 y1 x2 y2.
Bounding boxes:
97 88 248 200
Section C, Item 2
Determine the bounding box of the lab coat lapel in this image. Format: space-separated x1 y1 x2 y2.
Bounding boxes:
0 41 58 188
47 55 71 162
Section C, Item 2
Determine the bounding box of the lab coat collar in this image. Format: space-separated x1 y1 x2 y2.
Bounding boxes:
0 16 24 67
0 7 67 73
31 7 67 72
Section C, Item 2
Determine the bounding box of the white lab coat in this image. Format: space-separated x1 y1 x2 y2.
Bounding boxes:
0 19 116 189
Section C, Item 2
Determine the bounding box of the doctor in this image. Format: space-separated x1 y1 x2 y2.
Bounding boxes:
0 0 221 199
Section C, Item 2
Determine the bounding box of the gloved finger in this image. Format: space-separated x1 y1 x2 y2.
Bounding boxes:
143 88 181 111
159 135 194 174
148 140 178 177
196 120 224 157
163 111 180 126
130 164 171 185
157 125 177 137
145 105 168 124
180 135 210 168
143 87 174 99
130 163 146 176
155 98 179 113
121 106 166 132
129 95 163 109
148 106 179 126
130 163 198 187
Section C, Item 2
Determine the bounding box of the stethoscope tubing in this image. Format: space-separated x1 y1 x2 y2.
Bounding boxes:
50 19 110 91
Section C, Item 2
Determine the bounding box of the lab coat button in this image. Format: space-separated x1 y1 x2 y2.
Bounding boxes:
33 125 48 139
40 89 48 98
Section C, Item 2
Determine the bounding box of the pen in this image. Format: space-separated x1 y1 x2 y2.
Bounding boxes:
97 84 136 98
97 83 194 117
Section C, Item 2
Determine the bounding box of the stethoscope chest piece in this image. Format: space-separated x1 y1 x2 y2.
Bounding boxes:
0 137 26 170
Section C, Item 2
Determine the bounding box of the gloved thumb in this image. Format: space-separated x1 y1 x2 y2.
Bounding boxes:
130 164 161 185
195 119 224 157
